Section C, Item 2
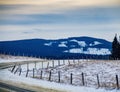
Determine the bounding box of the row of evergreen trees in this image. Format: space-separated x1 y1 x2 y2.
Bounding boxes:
111 34 120 60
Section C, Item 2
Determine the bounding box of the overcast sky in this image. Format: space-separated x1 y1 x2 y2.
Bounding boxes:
0 0 120 41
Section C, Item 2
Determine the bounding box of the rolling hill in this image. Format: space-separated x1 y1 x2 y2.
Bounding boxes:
0 36 112 59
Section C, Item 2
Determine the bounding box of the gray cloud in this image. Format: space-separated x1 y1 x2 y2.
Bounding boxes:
0 5 120 25
0 23 120 41
0 4 120 41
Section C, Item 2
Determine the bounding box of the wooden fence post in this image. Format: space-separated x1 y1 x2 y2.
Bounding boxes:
82 72 85 86
11 65 16 72
58 60 60 66
27 63 29 71
33 68 35 78
26 69 29 77
68 59 70 65
73 59 75 64
47 62 49 68
97 74 100 88
14 67 19 74
35 62 36 69
19 68 22 76
116 75 119 89
78 58 79 63
70 73 73 84
63 59 65 65
40 70 43 79
49 71 51 81
19 64 21 69
52 60 54 68
42 61 43 69
58 71 60 83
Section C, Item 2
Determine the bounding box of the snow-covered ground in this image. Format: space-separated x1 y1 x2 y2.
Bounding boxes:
0 68 119 92
15 60 120 89
0 55 120 92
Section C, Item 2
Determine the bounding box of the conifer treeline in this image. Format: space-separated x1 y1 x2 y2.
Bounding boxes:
111 35 120 60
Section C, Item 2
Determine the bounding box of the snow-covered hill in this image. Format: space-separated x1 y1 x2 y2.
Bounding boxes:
0 36 112 59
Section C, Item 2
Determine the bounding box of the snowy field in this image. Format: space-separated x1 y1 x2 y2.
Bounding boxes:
0 55 120 92
11 60 120 88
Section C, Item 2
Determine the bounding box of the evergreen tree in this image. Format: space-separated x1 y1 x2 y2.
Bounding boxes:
111 34 120 60
118 36 120 59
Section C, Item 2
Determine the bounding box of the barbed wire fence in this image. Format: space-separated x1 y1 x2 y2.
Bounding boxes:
9 58 120 90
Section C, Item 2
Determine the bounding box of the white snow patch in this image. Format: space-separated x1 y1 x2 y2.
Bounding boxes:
94 41 102 45
89 41 102 46
58 42 67 47
63 50 69 53
84 48 111 55
69 48 83 53
70 39 86 47
63 48 111 55
61 41 67 44
44 42 52 46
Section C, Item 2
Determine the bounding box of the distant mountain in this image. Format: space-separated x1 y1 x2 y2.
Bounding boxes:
0 36 112 59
